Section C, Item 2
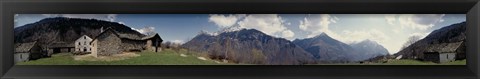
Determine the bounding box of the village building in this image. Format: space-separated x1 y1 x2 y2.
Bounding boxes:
75 35 93 52
90 28 163 57
423 42 463 63
47 42 75 56
142 33 163 52
14 41 42 63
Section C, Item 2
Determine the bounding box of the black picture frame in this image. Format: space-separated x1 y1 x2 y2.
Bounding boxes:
1 0 479 79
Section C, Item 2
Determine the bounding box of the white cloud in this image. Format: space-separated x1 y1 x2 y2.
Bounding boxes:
14 14 19 27
171 40 184 44
107 14 117 22
409 32 430 39
118 22 125 25
389 14 445 30
281 30 295 38
413 14 445 26
208 14 296 39
341 29 389 44
392 29 401 34
298 14 390 46
385 14 396 25
237 14 295 38
208 14 246 28
131 26 155 35
299 14 337 38
42 14 118 22
333 16 340 21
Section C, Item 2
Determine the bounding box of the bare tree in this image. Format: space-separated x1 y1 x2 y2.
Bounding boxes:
401 35 422 49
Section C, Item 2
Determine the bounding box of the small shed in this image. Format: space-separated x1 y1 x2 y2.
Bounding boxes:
14 41 42 63
423 42 462 63
48 42 75 55
142 33 163 52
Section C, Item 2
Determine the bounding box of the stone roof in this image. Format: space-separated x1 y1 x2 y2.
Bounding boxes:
141 33 163 41
117 33 144 40
425 41 463 53
93 28 145 41
15 41 37 53
91 27 161 42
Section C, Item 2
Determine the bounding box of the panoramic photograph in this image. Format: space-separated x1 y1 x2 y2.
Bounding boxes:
13 14 466 65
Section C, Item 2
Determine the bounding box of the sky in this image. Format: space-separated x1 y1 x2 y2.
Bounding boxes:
15 14 466 54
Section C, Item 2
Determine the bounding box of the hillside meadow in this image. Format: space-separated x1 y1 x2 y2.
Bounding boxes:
17 49 231 65
313 59 466 65
17 48 466 65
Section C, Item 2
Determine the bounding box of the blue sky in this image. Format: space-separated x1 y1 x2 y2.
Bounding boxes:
15 14 465 54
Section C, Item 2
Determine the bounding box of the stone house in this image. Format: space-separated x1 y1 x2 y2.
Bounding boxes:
90 28 123 57
423 42 463 63
14 41 42 63
90 28 163 57
75 35 93 52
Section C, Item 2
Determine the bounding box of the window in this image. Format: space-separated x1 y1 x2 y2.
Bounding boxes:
84 42 86 45
84 36 86 39
20 54 22 59
78 42 81 45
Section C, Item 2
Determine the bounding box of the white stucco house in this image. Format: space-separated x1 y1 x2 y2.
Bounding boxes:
75 35 93 52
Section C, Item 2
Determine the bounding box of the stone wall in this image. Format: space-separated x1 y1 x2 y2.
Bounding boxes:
145 39 162 52
121 39 146 52
146 40 152 50
97 31 122 56
91 40 98 57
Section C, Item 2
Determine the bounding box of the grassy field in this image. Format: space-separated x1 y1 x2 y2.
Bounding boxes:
310 59 466 65
369 59 467 65
17 49 227 65
17 48 467 65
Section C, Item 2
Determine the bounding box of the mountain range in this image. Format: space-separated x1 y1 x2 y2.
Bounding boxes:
182 29 317 65
292 33 389 63
184 28 390 64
